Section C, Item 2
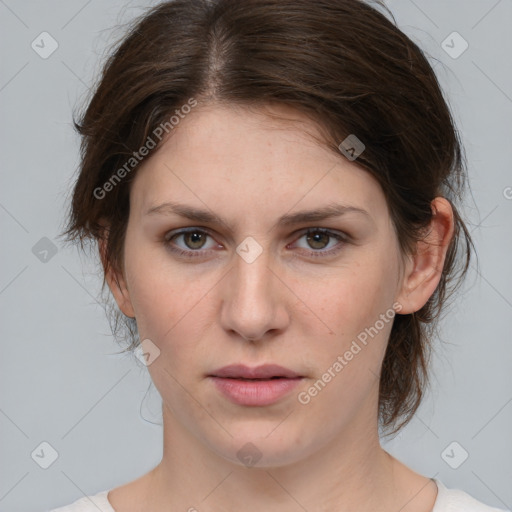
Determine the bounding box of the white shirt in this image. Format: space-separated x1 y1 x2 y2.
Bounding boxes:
49 479 510 511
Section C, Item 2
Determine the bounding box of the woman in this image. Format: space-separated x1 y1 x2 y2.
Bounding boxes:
53 0 508 510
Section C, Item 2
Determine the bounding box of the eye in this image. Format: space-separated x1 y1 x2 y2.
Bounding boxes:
163 227 348 259
164 228 218 258
291 228 347 258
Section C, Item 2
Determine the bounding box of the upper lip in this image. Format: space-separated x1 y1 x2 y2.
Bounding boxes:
209 364 302 379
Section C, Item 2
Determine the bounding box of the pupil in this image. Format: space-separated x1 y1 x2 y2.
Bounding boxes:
308 231 327 249
187 232 204 248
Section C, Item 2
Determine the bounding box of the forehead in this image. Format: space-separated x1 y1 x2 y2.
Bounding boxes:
129 103 388 224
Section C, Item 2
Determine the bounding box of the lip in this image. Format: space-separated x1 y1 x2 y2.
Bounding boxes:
208 364 304 406
210 364 301 379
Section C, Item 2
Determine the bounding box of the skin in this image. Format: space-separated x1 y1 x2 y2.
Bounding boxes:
101 103 454 512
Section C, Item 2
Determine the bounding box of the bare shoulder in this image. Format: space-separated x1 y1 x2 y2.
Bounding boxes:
386 453 439 512
433 481 510 512
107 470 156 512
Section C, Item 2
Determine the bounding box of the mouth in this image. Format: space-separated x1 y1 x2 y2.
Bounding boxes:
209 363 302 380
220 376 291 380
208 364 304 406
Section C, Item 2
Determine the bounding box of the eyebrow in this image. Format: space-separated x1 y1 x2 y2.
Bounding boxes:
144 200 371 230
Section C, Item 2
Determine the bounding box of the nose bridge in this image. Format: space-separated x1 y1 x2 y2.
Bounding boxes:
232 237 274 307
221 236 283 339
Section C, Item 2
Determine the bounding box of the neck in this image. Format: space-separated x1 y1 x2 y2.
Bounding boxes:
145 405 401 512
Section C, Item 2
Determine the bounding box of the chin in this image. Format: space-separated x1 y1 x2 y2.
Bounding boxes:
204 427 317 469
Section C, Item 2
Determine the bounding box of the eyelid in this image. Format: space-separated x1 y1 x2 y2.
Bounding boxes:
289 228 348 257
164 227 220 250
164 226 349 258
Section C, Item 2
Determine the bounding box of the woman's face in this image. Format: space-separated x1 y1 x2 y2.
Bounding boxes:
111 103 410 467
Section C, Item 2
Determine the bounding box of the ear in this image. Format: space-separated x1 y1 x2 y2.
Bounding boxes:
396 197 455 314
98 228 136 319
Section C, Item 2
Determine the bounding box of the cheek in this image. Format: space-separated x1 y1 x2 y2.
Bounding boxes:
292 248 401 409
129 277 204 353
124 245 219 368
302 251 400 341
124 233 188 325
293 258 399 429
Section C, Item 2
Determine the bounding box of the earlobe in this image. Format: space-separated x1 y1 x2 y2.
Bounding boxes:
98 233 136 319
396 197 455 315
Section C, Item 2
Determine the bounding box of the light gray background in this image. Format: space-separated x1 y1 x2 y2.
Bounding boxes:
0 1 511 511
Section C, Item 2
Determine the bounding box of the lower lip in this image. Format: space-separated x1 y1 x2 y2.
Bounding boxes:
209 377 303 406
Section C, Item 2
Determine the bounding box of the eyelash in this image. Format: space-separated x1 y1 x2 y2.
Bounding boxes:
163 227 348 259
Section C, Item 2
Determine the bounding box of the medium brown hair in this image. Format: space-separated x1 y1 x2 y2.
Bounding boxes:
60 0 473 436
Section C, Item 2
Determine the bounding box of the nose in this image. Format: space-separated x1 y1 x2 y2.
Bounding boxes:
220 246 289 343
